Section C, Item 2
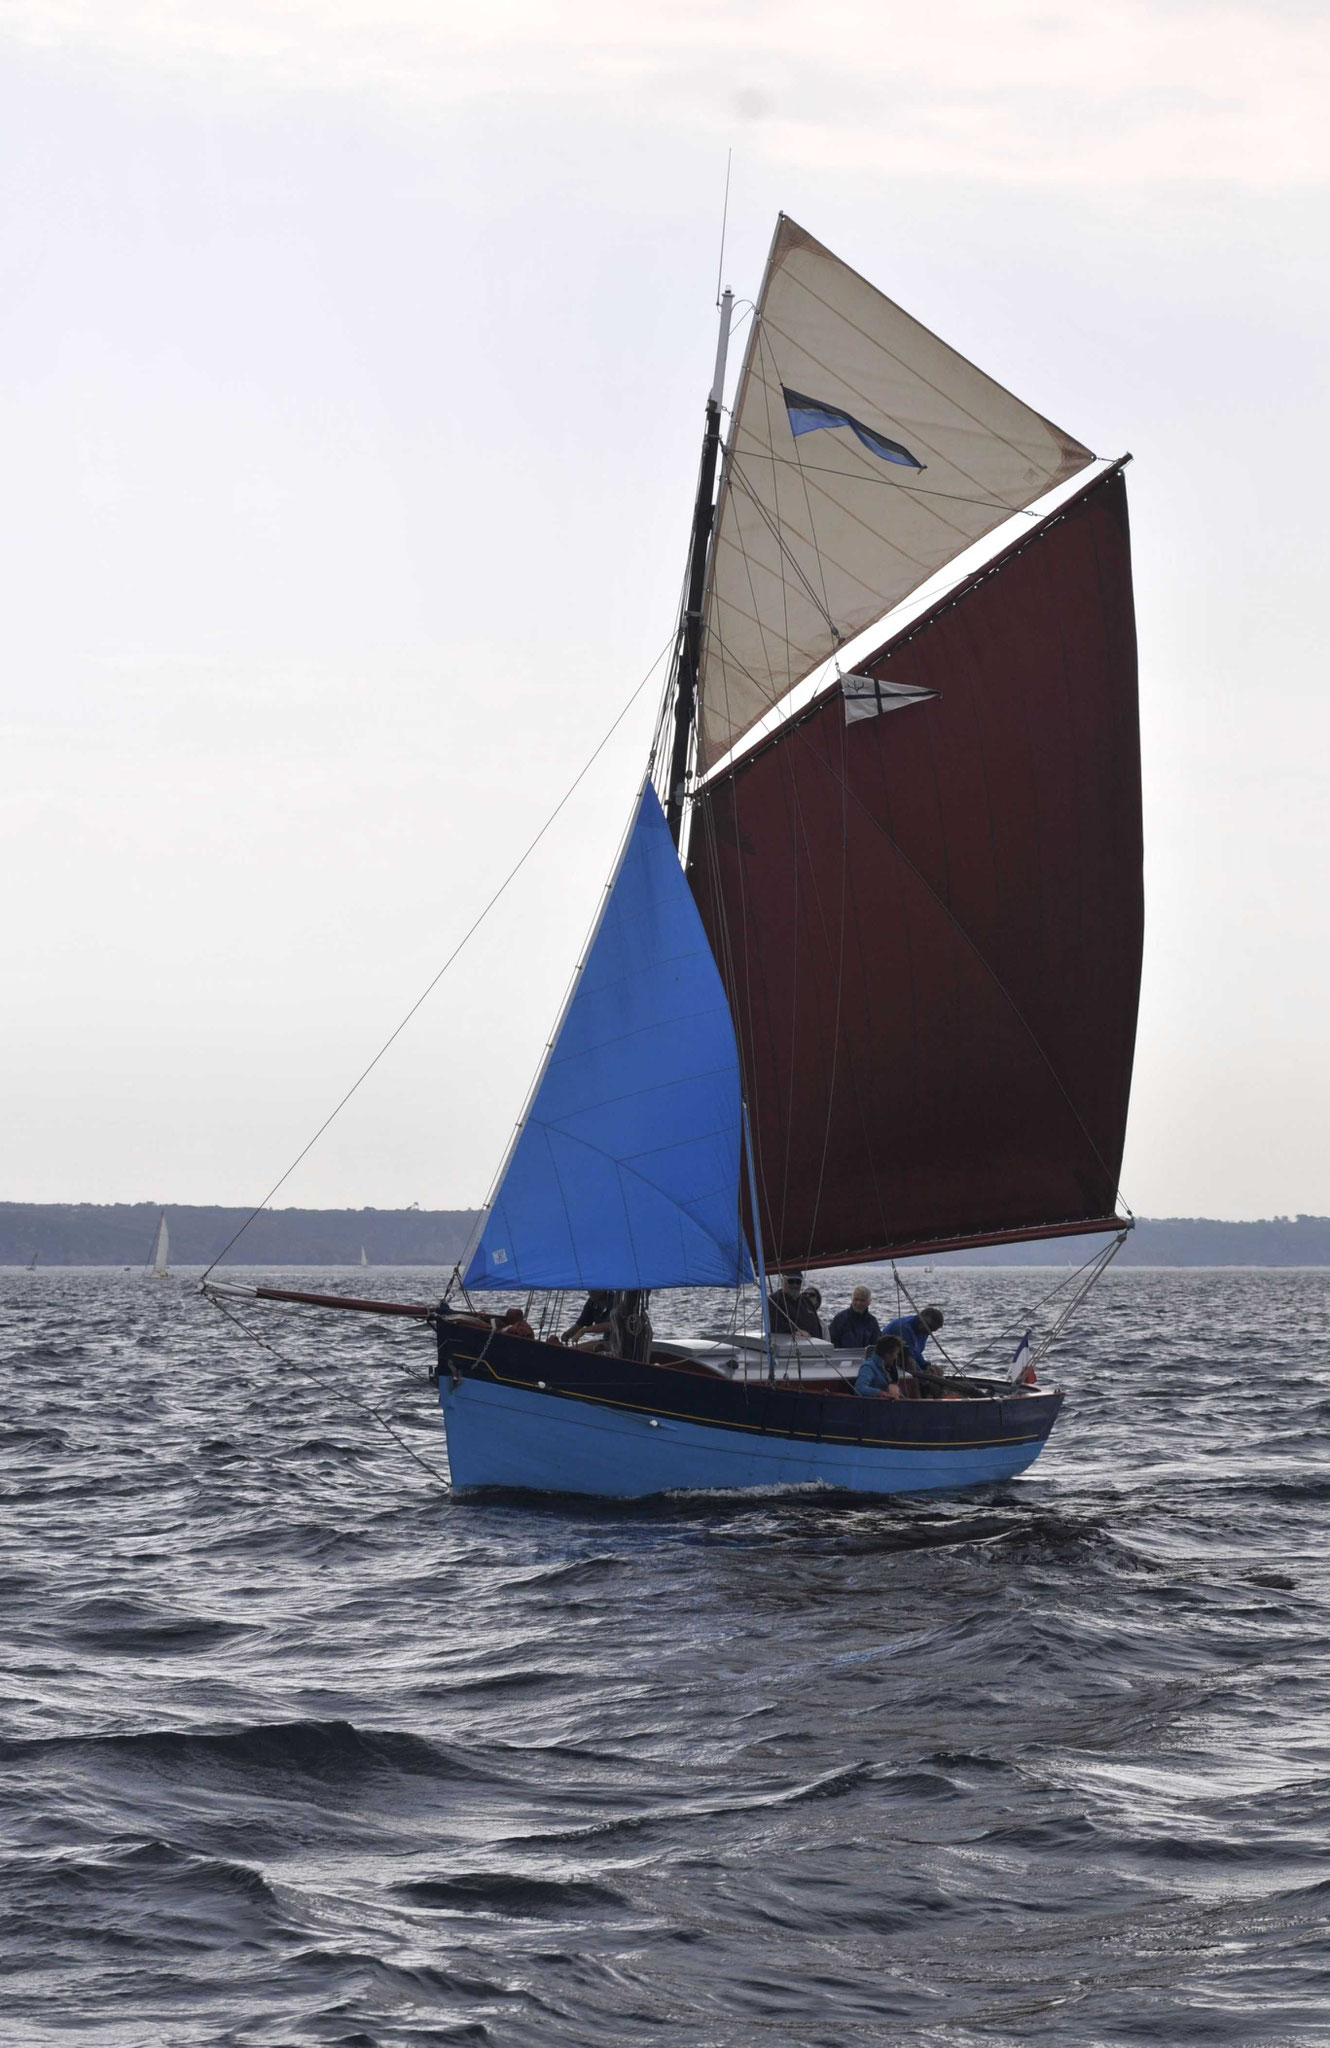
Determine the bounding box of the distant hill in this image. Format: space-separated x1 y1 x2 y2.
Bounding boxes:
4 1205 1330 1269
0 1203 479 1268
918 1215 1330 1267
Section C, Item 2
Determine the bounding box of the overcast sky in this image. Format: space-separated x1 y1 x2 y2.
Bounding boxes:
2 0 1327 1220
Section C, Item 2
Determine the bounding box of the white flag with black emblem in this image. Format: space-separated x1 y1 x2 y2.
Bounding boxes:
841 673 938 725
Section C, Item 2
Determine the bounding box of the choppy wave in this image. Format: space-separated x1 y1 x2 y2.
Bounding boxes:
2 1264 1328 2044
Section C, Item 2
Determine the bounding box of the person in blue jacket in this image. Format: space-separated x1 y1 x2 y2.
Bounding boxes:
855 1332 911 1398
881 1306 945 1395
882 1306 943 1365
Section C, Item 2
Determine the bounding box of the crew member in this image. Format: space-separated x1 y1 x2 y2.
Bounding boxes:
882 1306 945 1395
855 1333 911 1398
769 1271 822 1338
830 1286 880 1351
561 1289 614 1344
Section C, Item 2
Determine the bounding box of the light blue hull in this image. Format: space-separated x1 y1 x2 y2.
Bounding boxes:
438 1375 1051 1500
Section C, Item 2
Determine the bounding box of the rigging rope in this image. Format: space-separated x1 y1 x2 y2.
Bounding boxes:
202 635 676 1281
889 1261 962 1373
889 1228 1129 1379
955 1232 1126 1373
714 148 732 307
1029 1232 1128 1368
206 1290 451 1490
758 455 1051 518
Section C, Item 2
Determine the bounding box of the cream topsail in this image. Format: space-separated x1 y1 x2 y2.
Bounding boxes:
696 217 1094 770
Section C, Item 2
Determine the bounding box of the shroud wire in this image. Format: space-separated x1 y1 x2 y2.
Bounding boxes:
201 637 675 1281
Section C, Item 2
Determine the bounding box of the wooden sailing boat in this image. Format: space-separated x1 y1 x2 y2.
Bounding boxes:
220 218 1142 1499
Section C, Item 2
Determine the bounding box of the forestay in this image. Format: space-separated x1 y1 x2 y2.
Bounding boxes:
697 216 1094 770
464 784 754 1293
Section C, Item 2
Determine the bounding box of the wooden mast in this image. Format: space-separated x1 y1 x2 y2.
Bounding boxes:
660 288 773 1368
665 288 733 848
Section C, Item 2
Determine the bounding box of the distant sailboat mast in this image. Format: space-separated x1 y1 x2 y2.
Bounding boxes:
150 1211 170 1278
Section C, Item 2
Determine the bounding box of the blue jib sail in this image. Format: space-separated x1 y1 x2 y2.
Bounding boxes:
463 783 754 1293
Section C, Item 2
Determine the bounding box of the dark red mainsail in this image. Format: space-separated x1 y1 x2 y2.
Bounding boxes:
688 463 1142 1269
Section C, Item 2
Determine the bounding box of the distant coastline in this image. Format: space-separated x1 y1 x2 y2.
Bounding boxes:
3 1203 1330 1268
0 1203 477 1269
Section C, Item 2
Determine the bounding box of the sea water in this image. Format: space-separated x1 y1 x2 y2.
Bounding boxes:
2 1266 1327 2045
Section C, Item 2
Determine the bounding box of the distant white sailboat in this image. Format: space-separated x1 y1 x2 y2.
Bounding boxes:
359 1246 369 1267
150 1211 170 1279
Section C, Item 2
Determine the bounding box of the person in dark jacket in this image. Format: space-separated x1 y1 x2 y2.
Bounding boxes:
561 1289 614 1343
769 1271 822 1338
829 1285 880 1351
